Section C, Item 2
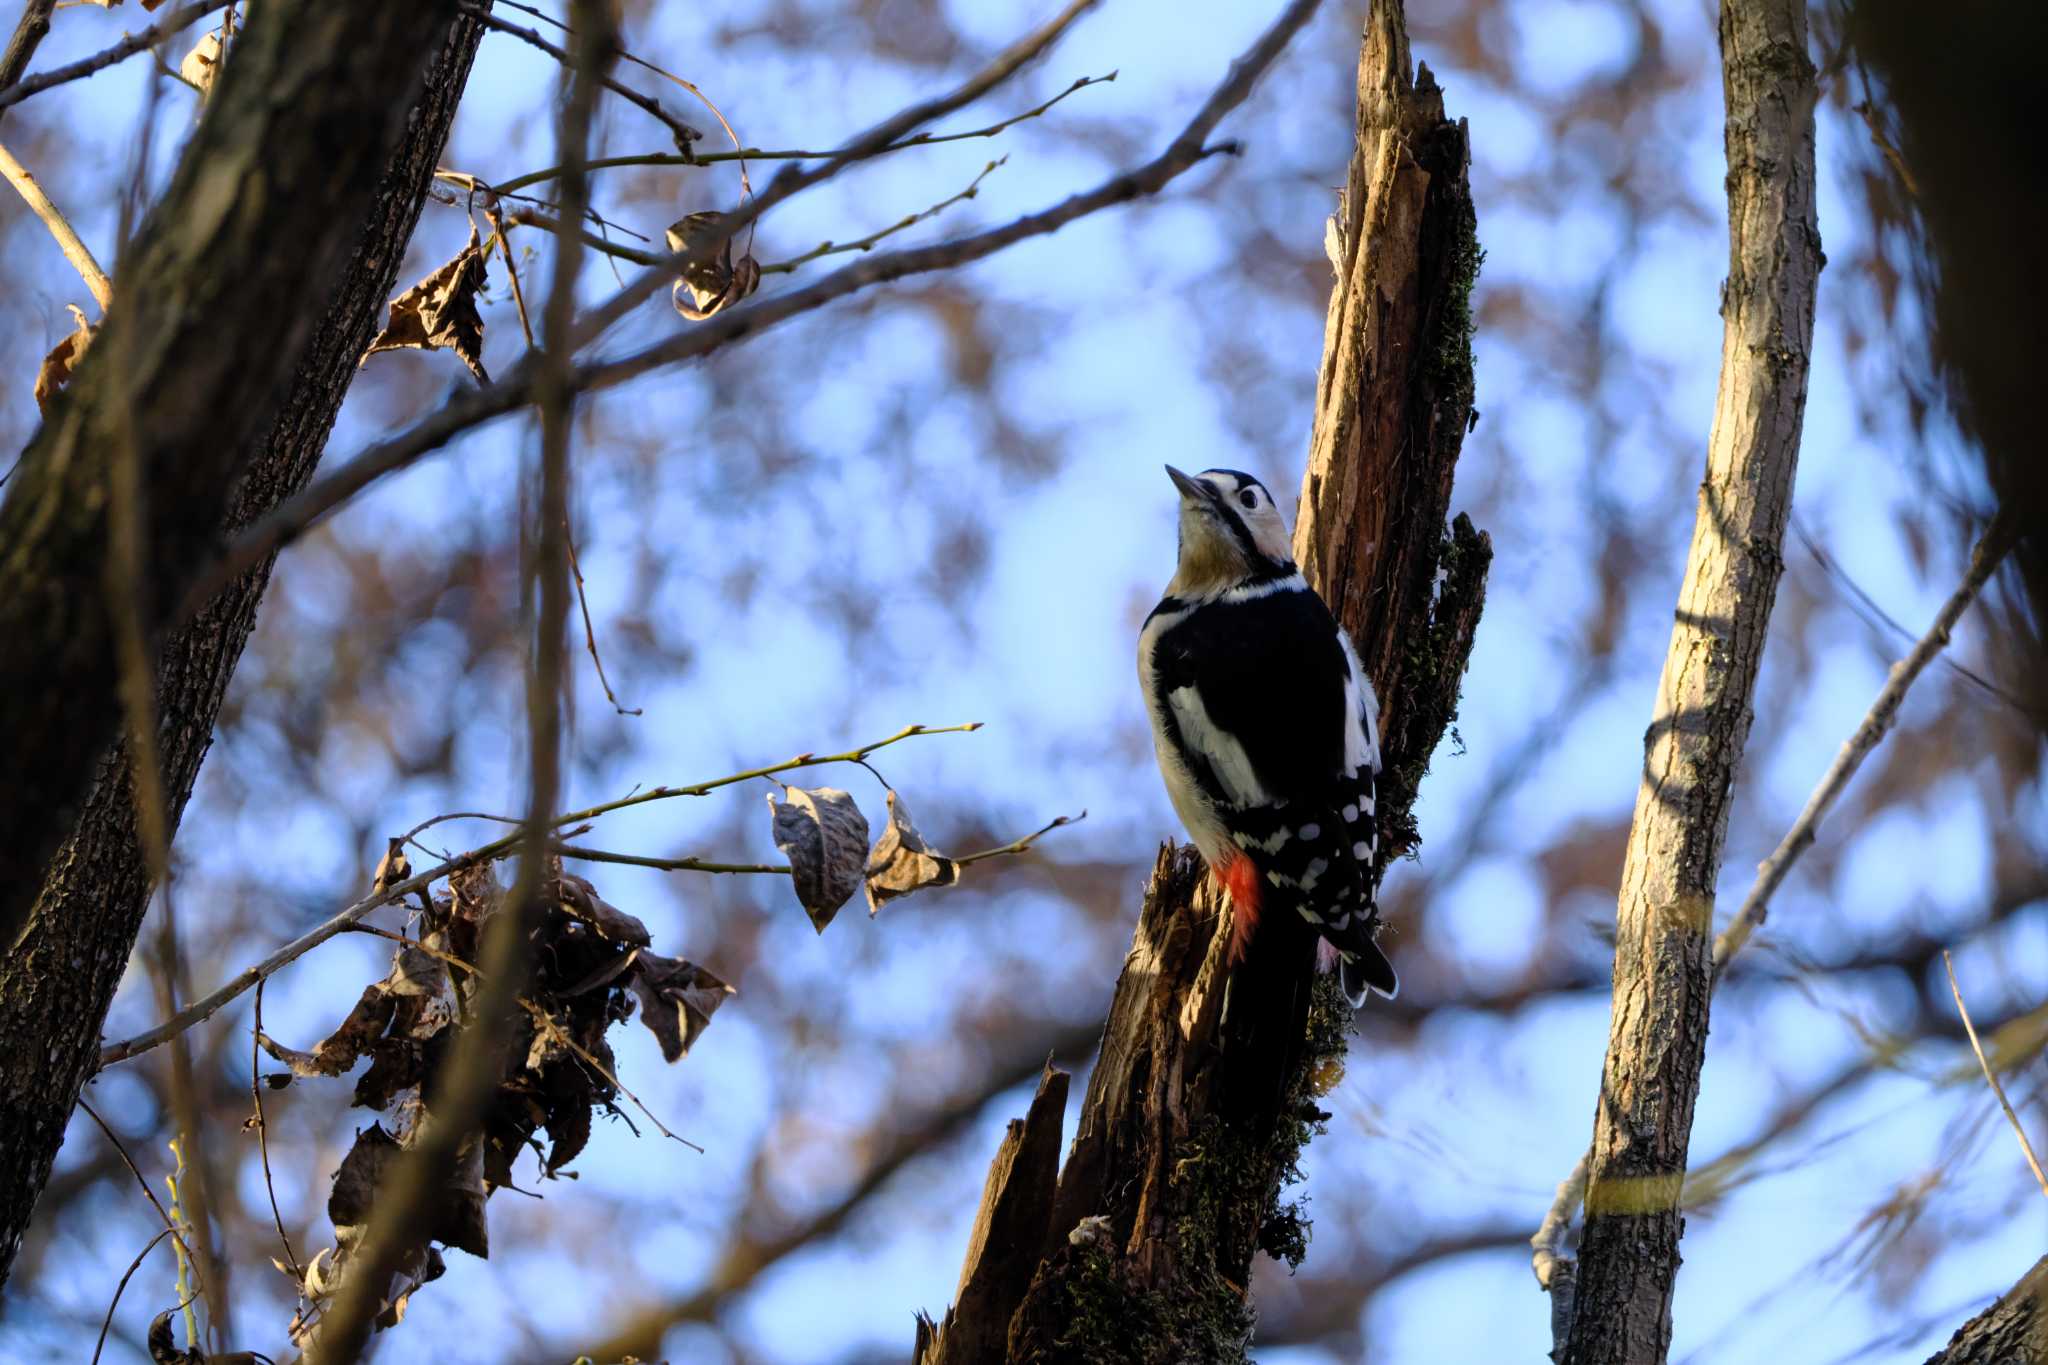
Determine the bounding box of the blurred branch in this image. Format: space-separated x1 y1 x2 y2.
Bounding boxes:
97 722 984 1067
1558 0 1823 1358
308 0 607 1354
1942 952 2048 1200
0 139 112 308
1717 517 2017 970
0 1 55 102
0 0 227 117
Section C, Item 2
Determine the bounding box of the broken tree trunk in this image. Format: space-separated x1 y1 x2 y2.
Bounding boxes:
1557 1 1823 1361
915 2 1489 1359
0 4 487 1290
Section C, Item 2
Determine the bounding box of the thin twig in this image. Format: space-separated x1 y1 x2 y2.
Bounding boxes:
762 156 1006 276
91 1227 175 1365
0 0 227 116
485 204 536 347
0 139 112 307
462 4 699 152
519 997 704 1152
553 844 780 874
493 71 1115 198
1943 952 2048 1200
1714 516 2015 969
953 810 1086 866
99 722 980 1067
566 519 642 716
251 979 303 1281
77 1099 191 1258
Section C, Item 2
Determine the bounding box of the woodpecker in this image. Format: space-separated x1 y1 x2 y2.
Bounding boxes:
1139 465 1398 1006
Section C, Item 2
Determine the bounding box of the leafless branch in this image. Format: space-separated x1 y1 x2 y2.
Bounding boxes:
564 519 640 714
172 0 1282 614
1943 951 2048 1200
90 1228 176 1365
250 979 302 1281
0 139 112 308
1714 516 2016 969
461 3 701 152
0 0 228 116
763 155 1007 276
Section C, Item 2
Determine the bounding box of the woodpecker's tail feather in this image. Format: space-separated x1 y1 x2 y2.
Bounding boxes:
1339 944 1399 1008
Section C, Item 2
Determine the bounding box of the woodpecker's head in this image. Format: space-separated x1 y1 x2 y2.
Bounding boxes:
1164 465 1293 597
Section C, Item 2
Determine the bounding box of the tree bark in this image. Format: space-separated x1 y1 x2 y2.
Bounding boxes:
917 4 1488 1358
1561 2 1821 1361
0 4 487 1291
0 0 461 951
1923 1257 2048 1365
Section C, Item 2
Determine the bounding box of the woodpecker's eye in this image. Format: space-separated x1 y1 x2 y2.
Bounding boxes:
1238 489 1258 510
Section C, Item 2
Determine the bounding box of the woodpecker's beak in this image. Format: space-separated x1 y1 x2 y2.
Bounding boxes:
1165 465 1208 503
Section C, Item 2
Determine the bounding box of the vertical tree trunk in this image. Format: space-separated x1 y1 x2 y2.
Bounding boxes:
1561 1 1821 1360
917 4 1489 1358
0 0 461 949
0 5 487 1290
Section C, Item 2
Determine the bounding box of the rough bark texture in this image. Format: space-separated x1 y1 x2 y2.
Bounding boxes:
0 0 461 951
1562 2 1821 1361
0 6 486 1291
919 3 1489 1358
1923 1257 2048 1365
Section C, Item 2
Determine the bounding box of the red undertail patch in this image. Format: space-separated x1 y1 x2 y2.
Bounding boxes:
1216 850 1262 965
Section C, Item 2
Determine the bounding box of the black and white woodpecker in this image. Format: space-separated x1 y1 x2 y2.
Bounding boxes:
1138 466 1398 1006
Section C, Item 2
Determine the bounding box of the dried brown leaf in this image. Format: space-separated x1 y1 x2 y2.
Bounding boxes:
864 788 960 913
629 951 734 1062
147 1308 204 1364
258 982 398 1078
667 210 760 320
33 304 93 413
768 784 869 931
180 30 223 97
363 220 490 383
557 870 650 946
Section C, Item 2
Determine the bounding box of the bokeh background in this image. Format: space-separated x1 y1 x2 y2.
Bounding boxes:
2 0 2042 1361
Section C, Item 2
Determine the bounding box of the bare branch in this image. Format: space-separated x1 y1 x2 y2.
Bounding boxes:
0 139 111 308
461 3 700 152
1714 517 2015 969
0 0 228 117
1943 951 2048 1201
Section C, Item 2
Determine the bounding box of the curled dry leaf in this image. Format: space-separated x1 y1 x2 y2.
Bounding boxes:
768 784 870 932
362 220 490 383
181 29 224 98
629 951 734 1062
557 869 651 946
864 788 960 913
372 837 411 893
667 210 761 320
33 304 93 413
147 1308 204 1365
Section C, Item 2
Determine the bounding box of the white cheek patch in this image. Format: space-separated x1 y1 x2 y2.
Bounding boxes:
1167 685 1268 808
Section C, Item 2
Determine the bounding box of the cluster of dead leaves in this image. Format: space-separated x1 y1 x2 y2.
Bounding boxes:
768 784 964 931
261 858 729 1344
33 304 93 413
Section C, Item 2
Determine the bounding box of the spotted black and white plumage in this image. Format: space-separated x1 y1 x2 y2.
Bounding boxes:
1139 465 1397 1006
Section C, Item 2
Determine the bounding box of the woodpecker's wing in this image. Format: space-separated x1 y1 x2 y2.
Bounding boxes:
1145 579 1356 808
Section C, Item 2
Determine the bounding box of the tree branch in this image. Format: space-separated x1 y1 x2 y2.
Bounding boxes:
0 0 228 117
1558 1 1823 1358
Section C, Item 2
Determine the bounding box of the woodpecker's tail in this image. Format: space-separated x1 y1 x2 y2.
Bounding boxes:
1338 942 1399 1008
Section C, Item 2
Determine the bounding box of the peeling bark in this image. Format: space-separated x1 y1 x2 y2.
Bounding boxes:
917 3 1488 1357
1561 1 1822 1360
0 4 486 1290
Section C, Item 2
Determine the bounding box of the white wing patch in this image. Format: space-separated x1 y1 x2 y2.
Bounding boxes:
1167 684 1268 807
1335 627 1380 777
